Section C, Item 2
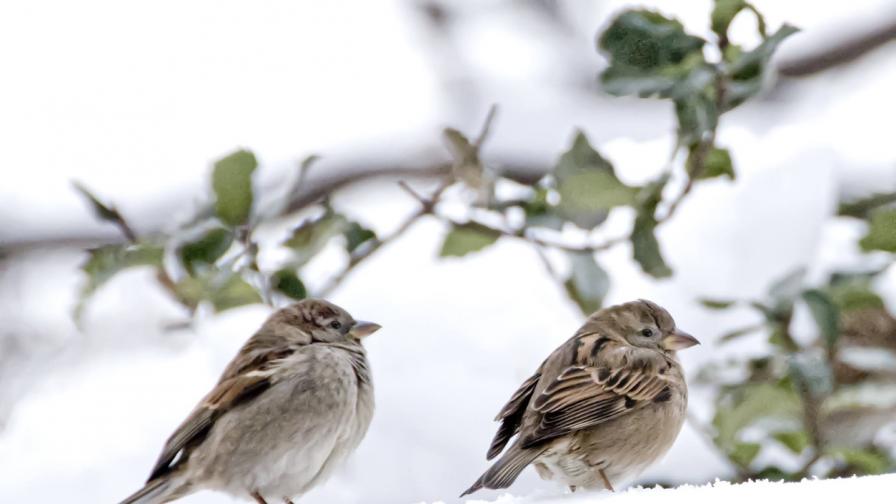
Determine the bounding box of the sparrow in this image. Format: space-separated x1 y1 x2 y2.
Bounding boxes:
462 299 698 496
120 299 381 504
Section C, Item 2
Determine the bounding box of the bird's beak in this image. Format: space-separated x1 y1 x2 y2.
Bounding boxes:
662 329 700 351
349 321 381 339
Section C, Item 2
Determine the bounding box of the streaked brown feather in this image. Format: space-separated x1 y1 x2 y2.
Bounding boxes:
487 370 542 460
518 337 676 450
146 345 292 482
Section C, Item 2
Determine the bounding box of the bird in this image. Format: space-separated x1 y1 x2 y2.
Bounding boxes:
461 299 699 496
119 299 381 504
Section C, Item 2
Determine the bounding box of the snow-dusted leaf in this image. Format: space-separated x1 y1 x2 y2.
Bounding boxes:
439 222 500 257
564 251 610 315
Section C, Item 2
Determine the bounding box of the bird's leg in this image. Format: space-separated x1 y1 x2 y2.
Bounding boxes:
251 491 268 504
598 469 615 492
568 485 577 493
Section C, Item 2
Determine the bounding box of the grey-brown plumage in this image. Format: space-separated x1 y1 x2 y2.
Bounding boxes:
462 299 699 496
119 299 381 504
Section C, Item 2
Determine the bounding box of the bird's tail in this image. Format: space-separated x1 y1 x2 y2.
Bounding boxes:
119 475 190 504
460 443 546 497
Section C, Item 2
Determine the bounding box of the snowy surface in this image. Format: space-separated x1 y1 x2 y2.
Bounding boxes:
460 474 896 503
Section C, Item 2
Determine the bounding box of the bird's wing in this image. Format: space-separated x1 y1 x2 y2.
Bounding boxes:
486 368 543 460
518 338 675 449
146 346 291 481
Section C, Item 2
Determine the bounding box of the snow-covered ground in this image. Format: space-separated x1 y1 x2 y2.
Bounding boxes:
461 474 896 503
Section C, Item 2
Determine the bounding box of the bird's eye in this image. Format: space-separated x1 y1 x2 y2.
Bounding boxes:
329 321 342 330
641 328 655 337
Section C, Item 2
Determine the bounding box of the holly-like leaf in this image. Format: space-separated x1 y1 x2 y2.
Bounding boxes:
724 25 799 110
178 227 234 275
729 441 761 467
838 192 896 219
831 448 891 475
767 266 807 315
825 272 884 312
72 182 120 223
789 352 834 398
598 10 707 98
213 149 257 226
630 175 672 278
564 251 610 316
77 243 164 318
711 0 747 40
631 215 672 278
175 272 262 312
675 90 718 147
719 324 763 343
439 222 501 258
209 274 262 312
553 131 636 229
343 221 377 254
713 383 802 450
802 289 840 350
859 208 896 252
284 209 348 266
694 146 735 180
700 298 737 309
271 269 307 300
772 430 810 454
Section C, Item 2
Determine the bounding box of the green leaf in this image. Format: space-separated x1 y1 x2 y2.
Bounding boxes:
859 208 896 252
789 352 834 398
77 244 164 317
831 448 891 475
439 222 501 257
719 324 763 343
729 442 761 467
210 274 262 312
564 252 610 315
631 215 672 278
178 227 234 275
825 272 884 312
802 289 840 350
175 272 262 312
522 186 565 230
838 192 896 219
694 146 735 180
713 382 802 449
711 0 747 39
675 90 718 146
443 127 484 189
630 175 672 278
271 268 306 300
724 25 799 110
213 149 257 226
773 430 809 454
598 10 707 98
700 298 737 309
72 182 120 222
343 221 377 254
284 209 348 266
553 131 636 229
767 266 807 315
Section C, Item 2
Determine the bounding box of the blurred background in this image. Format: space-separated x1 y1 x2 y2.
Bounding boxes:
2 0 896 502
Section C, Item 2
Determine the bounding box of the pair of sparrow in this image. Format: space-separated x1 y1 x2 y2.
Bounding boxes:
120 298 699 504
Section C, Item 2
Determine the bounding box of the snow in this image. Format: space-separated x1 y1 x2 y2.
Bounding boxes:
458 474 896 503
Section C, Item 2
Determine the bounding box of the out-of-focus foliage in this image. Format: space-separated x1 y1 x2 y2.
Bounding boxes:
72 0 896 484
